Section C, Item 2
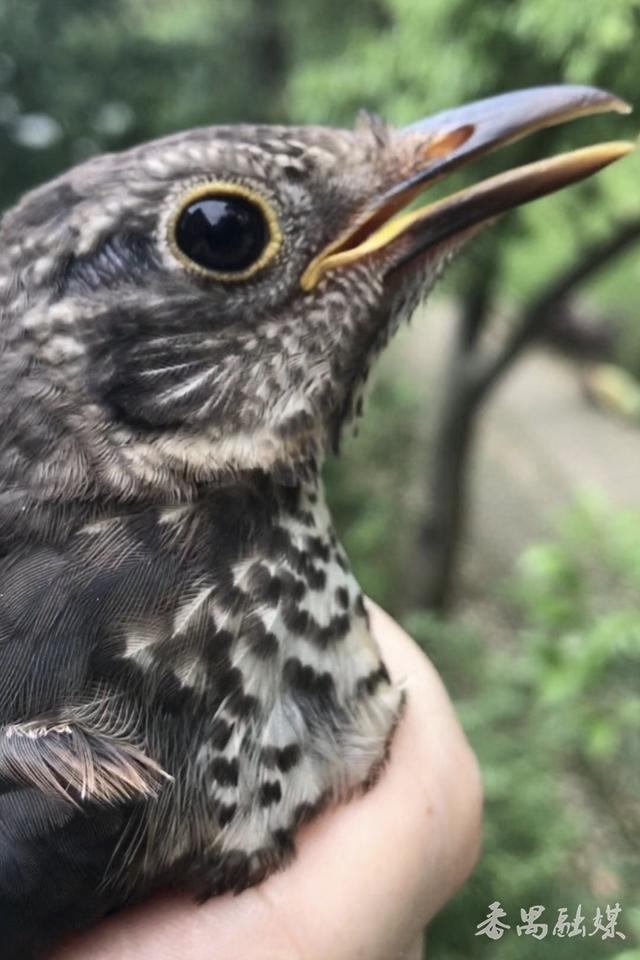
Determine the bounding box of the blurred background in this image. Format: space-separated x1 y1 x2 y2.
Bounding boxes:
1 0 639 955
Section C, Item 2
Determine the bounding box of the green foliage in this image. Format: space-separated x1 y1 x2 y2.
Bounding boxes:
0 0 292 207
513 493 640 837
408 493 640 958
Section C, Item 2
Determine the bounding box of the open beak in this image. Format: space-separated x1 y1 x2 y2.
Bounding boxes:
300 85 634 292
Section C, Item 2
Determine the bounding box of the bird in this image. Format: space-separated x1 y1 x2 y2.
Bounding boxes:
0 84 631 958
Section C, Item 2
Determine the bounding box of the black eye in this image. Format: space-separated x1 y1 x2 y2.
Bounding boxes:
173 191 273 278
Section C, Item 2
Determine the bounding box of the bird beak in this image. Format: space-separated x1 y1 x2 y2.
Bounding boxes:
300 85 634 291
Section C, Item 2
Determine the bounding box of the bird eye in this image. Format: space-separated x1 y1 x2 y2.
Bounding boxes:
168 184 282 281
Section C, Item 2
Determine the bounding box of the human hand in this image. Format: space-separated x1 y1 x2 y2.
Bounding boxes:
51 601 482 960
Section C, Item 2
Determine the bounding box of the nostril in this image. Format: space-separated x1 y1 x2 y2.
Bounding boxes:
421 124 476 161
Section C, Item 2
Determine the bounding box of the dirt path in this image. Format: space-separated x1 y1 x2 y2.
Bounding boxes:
472 348 639 577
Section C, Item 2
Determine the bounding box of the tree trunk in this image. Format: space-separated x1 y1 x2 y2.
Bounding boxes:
418 369 478 611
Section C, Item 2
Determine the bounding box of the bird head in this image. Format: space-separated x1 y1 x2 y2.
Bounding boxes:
0 85 631 500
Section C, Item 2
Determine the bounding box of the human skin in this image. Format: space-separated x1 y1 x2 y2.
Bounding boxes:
50 602 483 960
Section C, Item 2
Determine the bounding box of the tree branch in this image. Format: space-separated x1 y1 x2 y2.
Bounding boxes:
473 218 640 401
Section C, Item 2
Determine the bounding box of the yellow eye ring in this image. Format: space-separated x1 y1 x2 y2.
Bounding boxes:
167 182 283 282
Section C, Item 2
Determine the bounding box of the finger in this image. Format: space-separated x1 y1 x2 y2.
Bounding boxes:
368 600 483 913
403 935 425 960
